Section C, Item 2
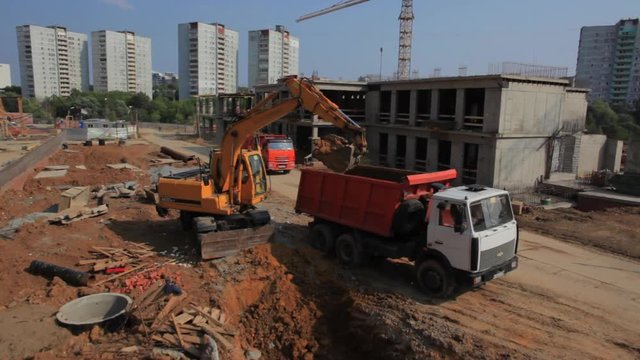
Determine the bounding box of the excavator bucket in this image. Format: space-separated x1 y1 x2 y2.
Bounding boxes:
197 224 275 260
312 134 361 173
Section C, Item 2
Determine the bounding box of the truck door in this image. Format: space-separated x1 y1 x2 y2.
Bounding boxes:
427 200 472 271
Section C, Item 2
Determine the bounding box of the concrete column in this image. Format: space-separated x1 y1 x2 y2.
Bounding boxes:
451 141 465 185
406 135 416 170
455 88 465 130
484 88 501 133
426 135 439 171
409 90 417 126
390 90 398 124
366 91 380 125
430 90 439 121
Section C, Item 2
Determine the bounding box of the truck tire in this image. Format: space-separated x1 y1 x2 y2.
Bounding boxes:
335 233 367 266
392 199 426 236
415 259 454 298
309 223 334 253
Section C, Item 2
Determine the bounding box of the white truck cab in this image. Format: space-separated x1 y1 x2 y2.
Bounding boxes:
417 185 519 296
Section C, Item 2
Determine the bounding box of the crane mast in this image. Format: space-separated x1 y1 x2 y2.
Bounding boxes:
296 0 415 80
397 0 414 80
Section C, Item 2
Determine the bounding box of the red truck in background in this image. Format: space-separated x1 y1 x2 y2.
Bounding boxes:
243 133 296 173
295 165 519 298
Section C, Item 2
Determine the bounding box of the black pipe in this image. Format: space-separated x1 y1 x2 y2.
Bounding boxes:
27 260 91 287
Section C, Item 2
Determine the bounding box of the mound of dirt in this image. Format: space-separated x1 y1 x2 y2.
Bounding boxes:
518 206 640 259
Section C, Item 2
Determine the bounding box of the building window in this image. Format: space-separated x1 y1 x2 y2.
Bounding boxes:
378 133 389 166
395 135 406 169
437 140 451 170
438 89 456 121
415 89 431 126
396 90 410 125
464 89 485 130
415 137 427 171
462 143 479 184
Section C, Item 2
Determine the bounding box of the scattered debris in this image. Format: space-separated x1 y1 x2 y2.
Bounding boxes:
106 163 142 171
44 165 70 171
49 204 109 225
78 242 155 273
34 169 68 179
0 212 55 239
59 186 90 211
160 146 196 162
150 158 181 166
75 165 87 170
27 260 91 286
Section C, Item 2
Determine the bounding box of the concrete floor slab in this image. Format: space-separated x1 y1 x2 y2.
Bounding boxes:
34 169 68 179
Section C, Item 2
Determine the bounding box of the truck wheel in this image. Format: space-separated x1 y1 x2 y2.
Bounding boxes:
335 233 366 266
309 223 334 253
393 199 426 236
416 259 454 298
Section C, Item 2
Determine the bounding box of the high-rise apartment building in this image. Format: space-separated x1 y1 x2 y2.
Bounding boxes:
178 22 238 99
0 64 11 88
576 18 640 104
92 30 152 97
248 25 299 87
16 25 89 98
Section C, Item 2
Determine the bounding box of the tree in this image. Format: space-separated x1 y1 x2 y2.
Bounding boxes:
586 99 640 140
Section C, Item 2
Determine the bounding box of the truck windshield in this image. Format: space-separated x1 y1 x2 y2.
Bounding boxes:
469 195 513 232
268 141 293 150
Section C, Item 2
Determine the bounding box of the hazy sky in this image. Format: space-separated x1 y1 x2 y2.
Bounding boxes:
1 0 638 87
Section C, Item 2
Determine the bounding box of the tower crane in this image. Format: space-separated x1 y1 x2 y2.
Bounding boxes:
296 0 415 80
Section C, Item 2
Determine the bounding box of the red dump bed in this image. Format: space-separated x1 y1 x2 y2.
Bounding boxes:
295 166 457 237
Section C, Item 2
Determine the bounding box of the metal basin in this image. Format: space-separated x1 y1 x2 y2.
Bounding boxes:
56 293 132 326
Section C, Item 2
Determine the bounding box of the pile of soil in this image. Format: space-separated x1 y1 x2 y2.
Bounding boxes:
517 206 640 259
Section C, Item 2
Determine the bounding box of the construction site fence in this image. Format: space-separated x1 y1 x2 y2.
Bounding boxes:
0 132 65 193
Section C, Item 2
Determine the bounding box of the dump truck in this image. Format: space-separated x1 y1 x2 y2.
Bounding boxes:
243 133 296 173
295 165 519 297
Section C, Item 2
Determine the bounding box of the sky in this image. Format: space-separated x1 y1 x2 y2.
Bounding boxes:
0 0 638 87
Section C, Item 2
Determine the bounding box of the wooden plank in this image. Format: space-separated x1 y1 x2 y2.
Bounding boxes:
200 324 233 350
93 259 132 272
174 313 194 325
210 308 221 320
92 263 147 286
152 334 172 346
192 315 206 326
219 313 226 324
162 333 180 346
189 305 236 336
172 313 186 349
151 293 188 330
182 334 201 344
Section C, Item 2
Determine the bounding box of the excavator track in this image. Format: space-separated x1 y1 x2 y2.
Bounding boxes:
190 210 275 260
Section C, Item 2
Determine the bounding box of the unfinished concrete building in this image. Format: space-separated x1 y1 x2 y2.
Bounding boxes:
253 80 367 157
365 75 591 190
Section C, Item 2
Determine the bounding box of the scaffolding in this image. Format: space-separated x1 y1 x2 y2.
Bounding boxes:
488 62 568 79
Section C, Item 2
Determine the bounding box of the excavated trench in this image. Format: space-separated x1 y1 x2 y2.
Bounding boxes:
209 226 418 360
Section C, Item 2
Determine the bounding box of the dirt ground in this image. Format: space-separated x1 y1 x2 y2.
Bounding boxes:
0 143 639 359
517 206 640 259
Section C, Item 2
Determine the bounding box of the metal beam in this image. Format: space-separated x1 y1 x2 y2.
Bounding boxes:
296 0 370 22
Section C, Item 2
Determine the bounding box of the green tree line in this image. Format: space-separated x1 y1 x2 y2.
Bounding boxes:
586 100 640 140
1 86 196 124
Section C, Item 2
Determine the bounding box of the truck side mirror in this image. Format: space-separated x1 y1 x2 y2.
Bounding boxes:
454 223 467 234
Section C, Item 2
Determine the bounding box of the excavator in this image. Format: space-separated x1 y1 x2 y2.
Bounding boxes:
156 76 367 259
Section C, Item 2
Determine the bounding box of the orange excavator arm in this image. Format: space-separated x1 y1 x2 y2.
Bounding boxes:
214 76 367 193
